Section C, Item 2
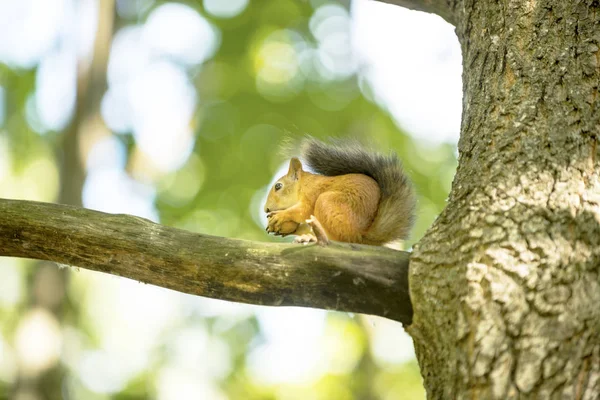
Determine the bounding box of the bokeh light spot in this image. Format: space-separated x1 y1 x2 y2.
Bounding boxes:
0 0 67 68
253 30 307 100
86 136 127 170
204 0 249 19
322 318 365 374
83 166 158 221
129 60 197 172
157 367 227 400
116 0 155 20
107 26 150 86
35 49 77 131
248 308 327 384
1 156 61 202
15 308 62 376
143 3 220 66
168 326 232 381
256 39 299 85
369 317 416 366
79 350 129 394
0 258 24 307
309 4 355 80
158 154 205 207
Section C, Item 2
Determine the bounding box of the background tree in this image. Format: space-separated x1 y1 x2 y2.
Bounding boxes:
0 0 458 398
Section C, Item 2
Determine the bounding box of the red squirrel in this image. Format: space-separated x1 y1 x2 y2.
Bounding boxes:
264 138 415 245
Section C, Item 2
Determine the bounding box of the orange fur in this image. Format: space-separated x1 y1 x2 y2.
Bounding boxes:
265 159 380 244
265 138 415 245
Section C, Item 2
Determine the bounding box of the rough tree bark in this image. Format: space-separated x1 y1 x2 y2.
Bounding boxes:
401 0 600 398
0 199 412 324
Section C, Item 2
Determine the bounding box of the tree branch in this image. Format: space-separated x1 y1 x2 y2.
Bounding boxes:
375 0 457 25
0 198 413 325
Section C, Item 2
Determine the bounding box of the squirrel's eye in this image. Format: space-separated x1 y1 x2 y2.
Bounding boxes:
274 183 283 191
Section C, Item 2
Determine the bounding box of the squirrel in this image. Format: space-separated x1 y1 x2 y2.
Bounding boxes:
264 137 416 246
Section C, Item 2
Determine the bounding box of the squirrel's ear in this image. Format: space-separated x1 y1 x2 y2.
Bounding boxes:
287 157 303 180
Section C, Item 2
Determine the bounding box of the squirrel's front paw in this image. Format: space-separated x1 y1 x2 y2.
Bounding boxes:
266 212 298 235
266 211 284 234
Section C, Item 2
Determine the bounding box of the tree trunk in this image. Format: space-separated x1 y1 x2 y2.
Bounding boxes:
11 2 115 399
407 0 600 398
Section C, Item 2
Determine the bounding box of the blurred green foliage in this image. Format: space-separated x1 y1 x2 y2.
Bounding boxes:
0 0 457 399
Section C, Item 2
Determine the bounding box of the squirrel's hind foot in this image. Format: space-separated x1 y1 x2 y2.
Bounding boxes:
293 234 317 245
306 216 330 246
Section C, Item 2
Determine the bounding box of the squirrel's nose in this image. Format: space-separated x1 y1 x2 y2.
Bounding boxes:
265 207 271 213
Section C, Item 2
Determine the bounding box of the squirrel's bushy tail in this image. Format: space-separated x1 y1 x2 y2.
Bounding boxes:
301 137 416 245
